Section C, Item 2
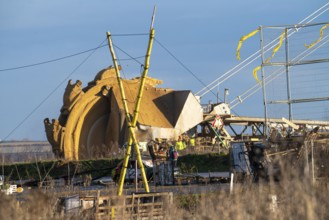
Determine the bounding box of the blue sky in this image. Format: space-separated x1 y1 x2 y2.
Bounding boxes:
0 1 328 141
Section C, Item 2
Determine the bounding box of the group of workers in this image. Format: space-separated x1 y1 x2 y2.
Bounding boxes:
165 134 195 167
174 134 196 151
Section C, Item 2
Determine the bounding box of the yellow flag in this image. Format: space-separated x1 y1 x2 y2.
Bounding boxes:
236 28 260 60
304 23 329 49
253 66 262 84
265 31 285 63
252 31 285 83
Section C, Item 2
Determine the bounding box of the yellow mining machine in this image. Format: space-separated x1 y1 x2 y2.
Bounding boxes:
44 8 204 195
44 68 203 161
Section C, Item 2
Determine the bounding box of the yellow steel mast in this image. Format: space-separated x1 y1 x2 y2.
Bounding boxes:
106 7 156 195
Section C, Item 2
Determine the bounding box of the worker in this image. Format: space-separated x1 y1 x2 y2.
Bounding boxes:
167 145 179 167
175 136 186 151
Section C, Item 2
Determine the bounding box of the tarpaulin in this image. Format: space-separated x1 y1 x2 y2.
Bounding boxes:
253 66 262 83
236 28 260 60
252 31 285 83
265 31 285 63
304 23 329 49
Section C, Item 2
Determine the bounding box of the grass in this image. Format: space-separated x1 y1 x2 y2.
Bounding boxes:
1 174 328 219
1 150 328 219
170 161 329 220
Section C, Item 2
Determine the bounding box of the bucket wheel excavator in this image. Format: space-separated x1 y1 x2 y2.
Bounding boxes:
44 67 203 160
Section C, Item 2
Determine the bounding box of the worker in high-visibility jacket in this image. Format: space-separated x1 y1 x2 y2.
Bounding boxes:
175 136 186 151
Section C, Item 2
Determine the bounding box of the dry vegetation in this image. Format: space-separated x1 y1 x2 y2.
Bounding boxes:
1 173 328 219
170 159 329 220
1 146 329 219
170 182 329 219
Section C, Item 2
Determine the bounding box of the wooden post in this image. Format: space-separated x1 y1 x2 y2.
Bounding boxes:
311 139 315 185
95 190 100 215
